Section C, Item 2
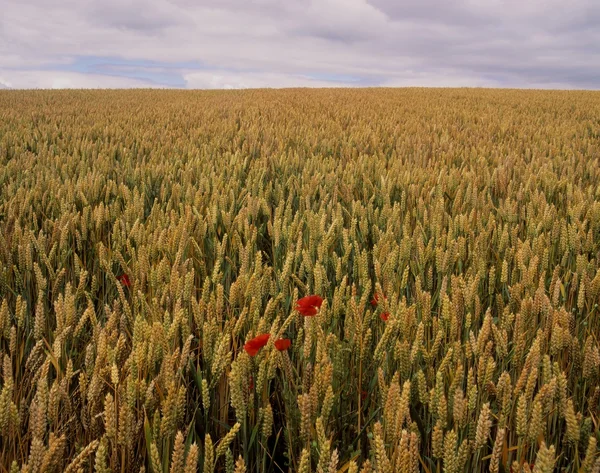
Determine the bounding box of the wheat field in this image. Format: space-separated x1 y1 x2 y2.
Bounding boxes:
0 89 599 473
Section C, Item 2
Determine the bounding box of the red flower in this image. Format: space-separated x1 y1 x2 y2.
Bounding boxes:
380 312 390 322
117 274 131 287
274 338 292 351
244 333 270 357
370 292 386 307
296 295 323 316
361 390 368 401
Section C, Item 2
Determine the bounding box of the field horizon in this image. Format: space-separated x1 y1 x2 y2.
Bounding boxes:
2 86 600 92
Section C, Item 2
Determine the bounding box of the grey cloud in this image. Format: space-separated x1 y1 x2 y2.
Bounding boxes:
86 0 190 32
0 0 598 89
366 0 493 26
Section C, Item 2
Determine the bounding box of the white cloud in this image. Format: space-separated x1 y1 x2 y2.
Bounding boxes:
184 70 352 89
380 71 500 88
0 70 165 89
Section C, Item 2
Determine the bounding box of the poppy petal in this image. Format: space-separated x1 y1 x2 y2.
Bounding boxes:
118 274 131 287
274 338 292 351
253 333 270 346
244 333 270 356
296 305 318 316
371 292 386 307
245 344 260 356
296 295 323 316
380 312 390 322
297 295 323 308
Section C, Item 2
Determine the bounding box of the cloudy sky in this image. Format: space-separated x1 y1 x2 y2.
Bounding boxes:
0 0 598 89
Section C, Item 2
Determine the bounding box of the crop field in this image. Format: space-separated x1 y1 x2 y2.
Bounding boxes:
0 88 600 473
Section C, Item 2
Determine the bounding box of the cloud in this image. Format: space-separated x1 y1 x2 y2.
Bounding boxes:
86 0 189 32
0 0 598 89
183 70 354 89
0 70 166 89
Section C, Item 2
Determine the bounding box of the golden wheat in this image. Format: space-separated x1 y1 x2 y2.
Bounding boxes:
0 88 599 472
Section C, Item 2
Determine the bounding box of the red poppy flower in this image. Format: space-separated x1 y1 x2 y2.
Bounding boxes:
370 292 386 307
274 338 292 351
117 274 131 287
296 295 323 316
244 333 270 357
380 312 390 322
361 390 368 401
